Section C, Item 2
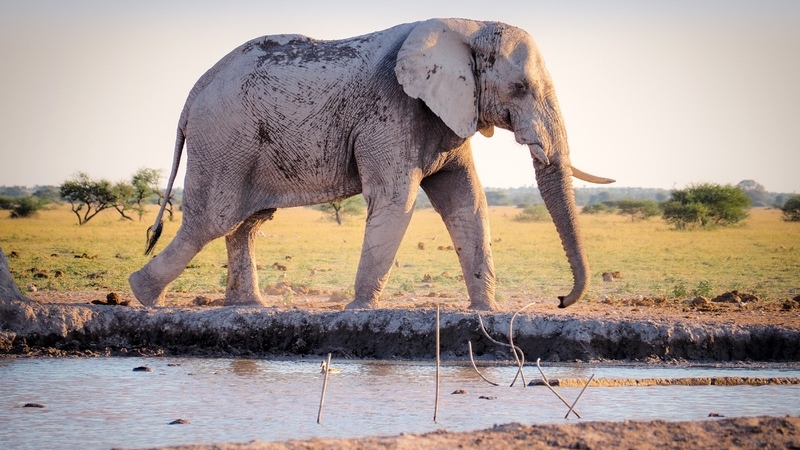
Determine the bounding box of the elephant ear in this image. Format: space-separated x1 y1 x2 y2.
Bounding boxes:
395 19 481 139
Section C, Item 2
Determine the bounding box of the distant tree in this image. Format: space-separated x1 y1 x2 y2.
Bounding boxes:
110 181 136 221
737 180 768 207
131 168 163 221
60 173 121 225
616 199 662 222
32 185 61 203
781 195 800 222
485 190 512 206
513 204 550 222
0 186 29 197
581 201 617 214
662 183 750 229
318 196 366 225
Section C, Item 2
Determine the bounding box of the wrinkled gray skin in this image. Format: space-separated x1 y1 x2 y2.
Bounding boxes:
129 18 613 310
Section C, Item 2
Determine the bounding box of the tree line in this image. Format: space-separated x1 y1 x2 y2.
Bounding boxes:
2 175 799 227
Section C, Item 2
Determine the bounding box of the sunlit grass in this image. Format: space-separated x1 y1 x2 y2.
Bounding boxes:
2 205 798 305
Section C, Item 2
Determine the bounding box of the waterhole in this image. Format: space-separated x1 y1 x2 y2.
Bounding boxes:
1 358 798 449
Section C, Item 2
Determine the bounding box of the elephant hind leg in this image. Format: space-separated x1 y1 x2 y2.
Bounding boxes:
129 227 210 307
224 209 276 306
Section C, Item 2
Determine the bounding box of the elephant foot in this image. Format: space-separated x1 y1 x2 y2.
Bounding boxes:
467 297 498 311
128 269 166 307
224 292 269 307
344 298 381 310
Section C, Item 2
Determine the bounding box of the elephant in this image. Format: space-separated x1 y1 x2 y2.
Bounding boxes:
129 18 613 310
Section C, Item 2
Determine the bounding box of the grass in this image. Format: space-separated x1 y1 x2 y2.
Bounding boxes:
2 205 798 306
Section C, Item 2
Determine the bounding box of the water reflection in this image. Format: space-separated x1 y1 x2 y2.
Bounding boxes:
0 357 798 450
230 359 261 376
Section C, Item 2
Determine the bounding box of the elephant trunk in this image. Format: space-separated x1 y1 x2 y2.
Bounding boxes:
533 148 590 308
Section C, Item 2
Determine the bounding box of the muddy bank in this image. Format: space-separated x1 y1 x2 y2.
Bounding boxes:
2 298 799 361
150 416 800 450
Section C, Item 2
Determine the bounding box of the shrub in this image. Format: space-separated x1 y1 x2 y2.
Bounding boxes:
615 199 662 222
781 195 800 222
514 204 550 222
662 183 750 229
8 196 43 218
581 203 612 214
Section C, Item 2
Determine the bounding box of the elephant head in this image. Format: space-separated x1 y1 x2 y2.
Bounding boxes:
396 19 613 308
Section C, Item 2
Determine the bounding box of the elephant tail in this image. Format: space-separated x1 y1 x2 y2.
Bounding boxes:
145 121 186 256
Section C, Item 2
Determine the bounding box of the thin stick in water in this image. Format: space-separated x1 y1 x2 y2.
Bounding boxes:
468 341 499 386
317 353 332 424
536 358 581 419
434 304 440 423
565 373 594 419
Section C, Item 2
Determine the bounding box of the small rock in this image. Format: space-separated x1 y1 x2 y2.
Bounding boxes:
54 270 64 278
478 396 497 400
451 389 469 395
708 412 724 417
23 403 45 408
712 292 742 304
9 251 20 258
417 242 426 250
27 284 38 293
169 419 190 425
106 292 121 305
691 296 710 308
133 366 153 372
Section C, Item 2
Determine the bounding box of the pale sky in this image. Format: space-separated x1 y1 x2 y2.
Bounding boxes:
1 0 798 193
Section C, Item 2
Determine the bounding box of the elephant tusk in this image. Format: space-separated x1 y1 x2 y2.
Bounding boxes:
570 166 615 184
479 125 495 138
528 144 550 166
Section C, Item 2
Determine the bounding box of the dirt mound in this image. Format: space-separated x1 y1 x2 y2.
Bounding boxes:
151 416 800 449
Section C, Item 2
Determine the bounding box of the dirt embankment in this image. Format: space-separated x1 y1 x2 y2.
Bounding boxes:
2 297 800 361
151 416 800 450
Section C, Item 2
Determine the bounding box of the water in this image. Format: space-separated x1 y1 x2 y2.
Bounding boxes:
1 357 798 449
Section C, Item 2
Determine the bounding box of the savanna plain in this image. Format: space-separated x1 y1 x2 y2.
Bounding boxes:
3 204 799 312
3 205 800 449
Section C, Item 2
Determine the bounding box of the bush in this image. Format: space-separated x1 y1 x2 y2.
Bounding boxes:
581 203 613 215
514 204 550 222
7 196 43 218
781 195 800 222
615 199 662 221
662 183 750 229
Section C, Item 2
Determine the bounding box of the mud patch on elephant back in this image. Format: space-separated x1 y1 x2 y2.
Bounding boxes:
256 120 273 146
249 35 364 66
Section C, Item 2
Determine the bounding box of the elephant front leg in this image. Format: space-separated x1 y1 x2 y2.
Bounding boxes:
421 167 498 311
224 210 275 306
346 191 416 309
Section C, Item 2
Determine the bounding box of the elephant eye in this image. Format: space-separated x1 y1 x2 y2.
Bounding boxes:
511 81 530 98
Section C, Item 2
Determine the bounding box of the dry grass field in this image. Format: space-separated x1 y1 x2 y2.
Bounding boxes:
1 204 798 307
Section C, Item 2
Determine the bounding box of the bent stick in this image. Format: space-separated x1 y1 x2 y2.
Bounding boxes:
468 341 500 386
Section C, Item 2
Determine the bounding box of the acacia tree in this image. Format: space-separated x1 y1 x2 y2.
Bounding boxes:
662 183 750 229
60 173 119 225
131 168 162 221
616 199 661 222
318 196 366 225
